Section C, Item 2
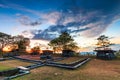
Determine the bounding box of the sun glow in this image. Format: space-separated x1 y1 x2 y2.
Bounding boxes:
26 47 32 53
2 44 18 52
29 39 52 49
25 39 53 54
3 46 12 52
26 46 52 54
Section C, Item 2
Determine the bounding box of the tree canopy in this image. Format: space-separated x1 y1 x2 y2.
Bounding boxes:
0 32 11 38
49 32 79 52
0 32 30 51
96 35 112 49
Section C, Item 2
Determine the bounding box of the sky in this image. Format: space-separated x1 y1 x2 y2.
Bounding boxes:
0 0 120 50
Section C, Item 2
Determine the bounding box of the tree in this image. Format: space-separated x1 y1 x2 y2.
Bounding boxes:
49 32 79 52
96 35 111 49
0 32 30 53
17 38 30 50
0 32 11 38
0 32 11 50
48 38 62 53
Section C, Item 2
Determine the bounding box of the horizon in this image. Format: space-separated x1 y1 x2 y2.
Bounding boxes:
0 0 120 50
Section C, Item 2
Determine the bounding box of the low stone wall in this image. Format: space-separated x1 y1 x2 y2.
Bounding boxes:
26 63 45 70
0 56 91 79
0 57 14 61
11 56 43 63
2 52 20 57
0 67 30 80
0 68 19 77
46 58 91 69
4 70 30 80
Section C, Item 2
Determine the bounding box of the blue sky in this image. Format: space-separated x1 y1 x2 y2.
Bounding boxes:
103 20 120 37
0 0 120 49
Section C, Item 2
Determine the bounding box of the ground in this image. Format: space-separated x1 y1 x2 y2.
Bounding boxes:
58 57 83 63
0 60 32 71
12 58 120 80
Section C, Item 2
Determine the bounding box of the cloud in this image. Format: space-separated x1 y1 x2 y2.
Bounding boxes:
0 1 42 27
20 0 120 40
20 30 34 38
0 0 40 16
17 14 42 26
16 11 61 26
80 22 110 37
0 4 8 8
40 11 61 25
20 29 42 38
33 11 120 39
32 24 91 40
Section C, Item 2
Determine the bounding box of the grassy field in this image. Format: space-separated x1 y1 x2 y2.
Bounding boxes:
58 57 83 63
13 59 120 80
0 60 32 71
117 56 120 60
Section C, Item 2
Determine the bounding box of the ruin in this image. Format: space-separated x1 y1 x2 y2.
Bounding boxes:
94 47 116 60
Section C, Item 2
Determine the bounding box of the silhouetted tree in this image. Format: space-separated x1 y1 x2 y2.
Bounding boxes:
49 32 79 52
96 35 111 49
17 38 30 51
0 32 11 49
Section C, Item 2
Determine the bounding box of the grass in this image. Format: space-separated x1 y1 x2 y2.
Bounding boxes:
0 66 13 71
117 56 120 60
0 60 32 71
12 58 120 80
58 57 83 64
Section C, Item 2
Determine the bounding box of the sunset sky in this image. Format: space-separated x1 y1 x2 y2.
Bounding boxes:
0 0 120 50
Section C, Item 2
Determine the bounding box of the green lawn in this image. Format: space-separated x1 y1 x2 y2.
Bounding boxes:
13 59 120 80
0 66 13 71
0 60 32 71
